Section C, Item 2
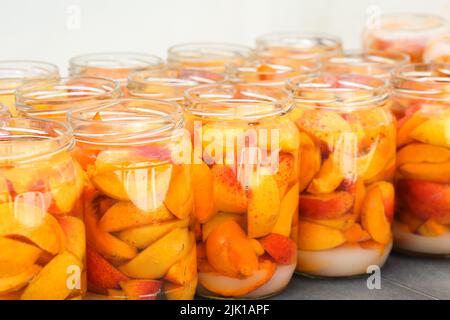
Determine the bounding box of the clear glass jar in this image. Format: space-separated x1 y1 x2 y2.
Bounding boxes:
184 84 299 299
322 50 410 79
363 14 449 63
391 64 450 258
227 56 320 88
167 43 255 72
128 68 226 102
424 34 450 63
0 61 59 116
69 98 196 300
287 74 395 277
255 32 342 60
0 118 86 300
15 76 121 121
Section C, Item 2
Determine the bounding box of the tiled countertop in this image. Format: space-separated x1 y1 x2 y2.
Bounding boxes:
275 253 449 300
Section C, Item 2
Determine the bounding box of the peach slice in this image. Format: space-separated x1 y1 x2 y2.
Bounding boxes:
99 201 174 233
273 153 296 197
398 161 450 184
198 257 276 297
86 247 129 291
297 220 346 251
91 171 129 201
249 239 265 256
202 212 244 242
260 233 296 265
3 167 42 195
344 223 371 242
397 210 424 233
299 192 353 220
206 220 258 278
164 276 197 300
397 113 427 147
211 165 247 214
191 162 216 223
0 265 42 296
120 280 162 300
307 156 344 195
272 183 299 237
0 238 41 277
396 143 450 167
118 218 189 249
368 181 395 222
360 137 395 182
361 187 391 245
21 251 82 300
410 117 450 148
56 216 85 261
248 173 281 238
164 244 197 285
298 132 321 192
417 219 448 237
164 165 193 220
119 227 193 279
352 179 366 219
0 203 63 255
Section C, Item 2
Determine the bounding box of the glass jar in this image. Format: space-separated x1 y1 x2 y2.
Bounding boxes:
69 98 196 300
0 61 59 117
363 14 449 63
424 34 450 63
184 84 299 299
167 43 255 72
287 74 395 277
322 50 410 79
128 68 226 103
255 32 342 60
15 76 121 121
391 64 450 258
227 56 320 88
0 118 85 300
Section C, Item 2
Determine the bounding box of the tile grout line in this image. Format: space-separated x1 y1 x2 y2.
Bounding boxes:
382 276 440 300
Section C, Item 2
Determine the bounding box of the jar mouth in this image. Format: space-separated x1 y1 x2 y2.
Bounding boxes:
184 84 294 119
0 60 59 94
377 13 448 33
68 98 184 146
0 117 73 164
15 76 122 118
287 73 390 109
392 63 450 100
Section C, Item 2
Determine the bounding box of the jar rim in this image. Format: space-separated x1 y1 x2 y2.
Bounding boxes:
375 13 448 32
70 52 164 70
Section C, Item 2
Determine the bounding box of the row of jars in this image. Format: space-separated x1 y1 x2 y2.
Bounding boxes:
1 15 450 301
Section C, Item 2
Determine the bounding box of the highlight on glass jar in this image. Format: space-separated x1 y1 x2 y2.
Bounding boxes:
227 56 320 88
391 64 450 258
15 76 121 121
424 34 450 63
363 13 449 63
287 74 396 277
322 50 410 79
68 98 196 300
0 60 59 117
128 68 226 102
0 118 86 300
184 84 299 299
255 32 342 60
167 42 255 72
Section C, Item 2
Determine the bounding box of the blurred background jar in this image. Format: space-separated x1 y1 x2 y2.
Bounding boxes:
287 73 395 277
0 61 59 117
167 43 255 72
424 34 450 63
15 76 121 121
391 63 450 258
363 13 449 63
0 117 86 300
184 84 299 299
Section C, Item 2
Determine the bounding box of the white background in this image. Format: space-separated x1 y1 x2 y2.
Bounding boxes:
1 0 450 73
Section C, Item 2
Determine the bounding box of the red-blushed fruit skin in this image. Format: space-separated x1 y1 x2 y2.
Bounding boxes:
259 233 296 265
120 280 162 300
397 179 450 224
299 192 354 220
86 246 129 290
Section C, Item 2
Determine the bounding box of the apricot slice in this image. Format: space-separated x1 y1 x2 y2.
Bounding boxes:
397 113 427 147
0 238 41 277
119 227 193 279
361 137 395 182
86 247 129 291
206 220 258 278
198 257 276 297
344 223 371 242
307 156 344 195
99 201 174 233
352 179 366 219
297 221 346 251
211 165 247 214
272 183 299 237
298 132 321 192
0 265 41 295
396 143 450 167
202 212 244 242
164 244 197 285
417 219 448 237
49 161 84 214
21 251 82 300
118 218 189 249
191 162 216 223
56 216 85 261
410 117 450 148
165 165 193 219
273 153 296 197
120 280 162 300
91 171 129 201
361 187 392 245
299 192 353 220
248 173 281 238
164 276 197 300
260 233 296 265
398 161 450 184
